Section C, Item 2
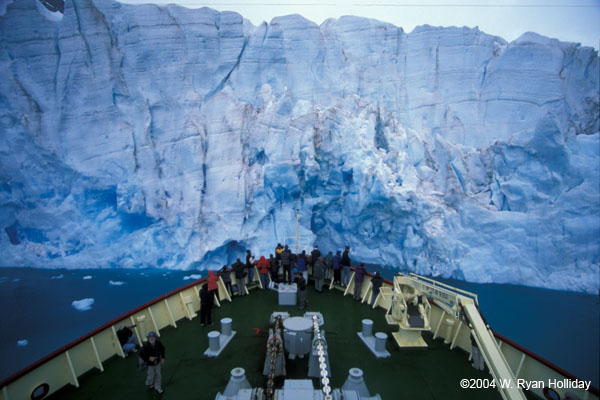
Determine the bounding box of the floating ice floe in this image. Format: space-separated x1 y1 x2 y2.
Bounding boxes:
72 298 95 311
183 274 202 281
51 274 64 279
109 280 125 286
83 276 92 280
17 339 28 347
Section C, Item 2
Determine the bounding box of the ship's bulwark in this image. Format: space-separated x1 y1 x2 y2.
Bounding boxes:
0 0 598 293
48 285 503 400
0 268 597 390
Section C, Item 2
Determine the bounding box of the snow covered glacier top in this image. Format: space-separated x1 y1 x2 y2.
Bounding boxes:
0 0 598 293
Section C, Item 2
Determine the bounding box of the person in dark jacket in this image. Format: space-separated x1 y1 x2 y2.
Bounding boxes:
295 273 308 309
332 250 342 285
117 324 137 355
140 331 165 394
342 246 351 287
313 257 326 292
353 263 366 301
218 265 232 298
245 250 255 284
310 246 321 267
280 245 293 284
269 254 278 282
370 272 384 306
233 258 246 296
199 283 214 326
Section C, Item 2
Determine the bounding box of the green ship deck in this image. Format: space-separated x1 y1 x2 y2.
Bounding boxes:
47 284 540 400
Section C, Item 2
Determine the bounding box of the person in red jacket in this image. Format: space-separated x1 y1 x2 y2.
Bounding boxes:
207 270 220 301
256 255 271 289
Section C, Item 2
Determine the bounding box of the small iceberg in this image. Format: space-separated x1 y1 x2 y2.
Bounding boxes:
183 274 202 281
83 276 92 280
109 280 125 286
51 274 64 279
72 298 95 311
17 339 28 347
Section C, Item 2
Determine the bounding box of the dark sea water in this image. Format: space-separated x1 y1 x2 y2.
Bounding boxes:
0 267 598 389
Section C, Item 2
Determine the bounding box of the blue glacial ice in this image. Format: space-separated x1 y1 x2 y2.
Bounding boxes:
0 0 598 293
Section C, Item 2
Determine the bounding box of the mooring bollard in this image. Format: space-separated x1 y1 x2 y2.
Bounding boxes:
208 331 220 352
375 332 387 353
221 318 232 337
361 319 373 337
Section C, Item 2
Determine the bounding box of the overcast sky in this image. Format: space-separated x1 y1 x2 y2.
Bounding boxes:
118 0 600 49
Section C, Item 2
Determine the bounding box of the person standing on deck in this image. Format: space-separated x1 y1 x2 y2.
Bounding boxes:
219 265 232 299
296 250 308 283
257 255 271 289
207 270 219 302
275 243 284 277
245 250 255 284
269 254 278 282
140 331 165 395
370 272 384 306
342 246 351 287
332 250 342 285
280 245 293 284
313 257 326 292
353 263 366 301
325 251 334 281
310 246 321 269
117 325 137 355
199 283 214 326
233 258 246 296
295 273 308 310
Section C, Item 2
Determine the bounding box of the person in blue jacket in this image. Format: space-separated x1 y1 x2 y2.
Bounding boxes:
297 250 308 283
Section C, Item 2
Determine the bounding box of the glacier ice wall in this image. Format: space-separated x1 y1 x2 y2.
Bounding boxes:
0 0 598 293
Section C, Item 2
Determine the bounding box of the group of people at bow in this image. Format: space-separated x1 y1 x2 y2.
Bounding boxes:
115 244 386 395
210 244 384 306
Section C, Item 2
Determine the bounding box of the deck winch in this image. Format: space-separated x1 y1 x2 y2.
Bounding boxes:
215 312 382 400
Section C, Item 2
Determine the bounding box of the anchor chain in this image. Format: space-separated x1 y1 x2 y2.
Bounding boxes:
264 315 283 400
312 315 332 400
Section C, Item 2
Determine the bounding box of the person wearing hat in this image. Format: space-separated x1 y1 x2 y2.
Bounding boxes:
370 272 384 306
140 331 166 394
